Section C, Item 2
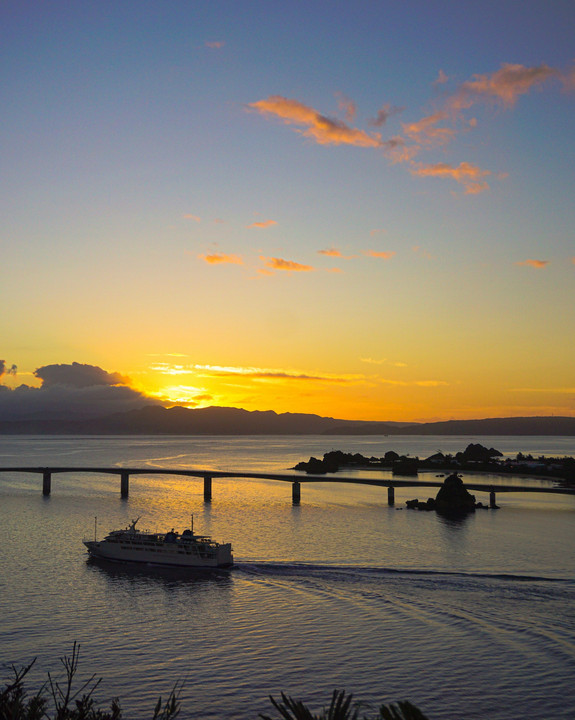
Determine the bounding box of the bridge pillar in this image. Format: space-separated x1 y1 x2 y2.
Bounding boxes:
388 485 395 506
42 470 51 496
489 489 498 509
120 471 129 498
292 481 301 504
204 476 212 502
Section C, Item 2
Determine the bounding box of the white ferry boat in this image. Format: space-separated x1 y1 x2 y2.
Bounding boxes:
84 518 233 569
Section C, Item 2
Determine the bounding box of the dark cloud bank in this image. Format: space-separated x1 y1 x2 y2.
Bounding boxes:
0 361 159 422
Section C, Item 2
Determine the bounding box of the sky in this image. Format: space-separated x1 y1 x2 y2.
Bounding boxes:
1 0 574 423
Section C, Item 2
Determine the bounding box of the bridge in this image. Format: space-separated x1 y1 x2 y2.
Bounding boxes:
0 466 574 507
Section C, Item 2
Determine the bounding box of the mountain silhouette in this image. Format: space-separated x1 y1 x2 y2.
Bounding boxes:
0 405 573 435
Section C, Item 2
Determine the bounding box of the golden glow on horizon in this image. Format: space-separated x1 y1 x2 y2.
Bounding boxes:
129 361 575 422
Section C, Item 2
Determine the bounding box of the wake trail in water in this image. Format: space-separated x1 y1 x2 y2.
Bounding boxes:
233 561 575 585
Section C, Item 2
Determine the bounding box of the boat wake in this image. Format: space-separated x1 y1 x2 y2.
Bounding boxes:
234 560 574 585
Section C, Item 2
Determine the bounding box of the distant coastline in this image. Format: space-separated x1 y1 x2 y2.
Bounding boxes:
0 405 574 436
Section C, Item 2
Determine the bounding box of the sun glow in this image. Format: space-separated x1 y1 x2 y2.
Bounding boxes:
149 385 214 408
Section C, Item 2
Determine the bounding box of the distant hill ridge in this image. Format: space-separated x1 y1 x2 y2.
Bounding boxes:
0 405 574 435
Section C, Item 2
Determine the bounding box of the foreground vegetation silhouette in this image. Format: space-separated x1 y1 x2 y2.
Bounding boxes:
0 644 181 719
262 690 429 720
1 647 429 720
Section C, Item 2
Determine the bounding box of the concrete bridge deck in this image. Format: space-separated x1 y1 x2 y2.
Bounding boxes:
0 466 574 506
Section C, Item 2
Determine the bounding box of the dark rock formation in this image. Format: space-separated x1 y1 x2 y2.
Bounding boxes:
406 497 436 511
293 456 339 474
405 473 483 515
434 473 477 515
293 450 383 473
455 443 503 462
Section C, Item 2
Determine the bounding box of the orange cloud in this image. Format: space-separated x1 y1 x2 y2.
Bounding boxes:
451 63 557 110
402 111 456 146
318 248 342 257
247 220 278 229
183 214 201 222
248 96 382 147
411 161 491 193
318 248 355 261
199 253 243 265
364 250 396 260
516 259 549 268
205 41 225 49
260 256 315 272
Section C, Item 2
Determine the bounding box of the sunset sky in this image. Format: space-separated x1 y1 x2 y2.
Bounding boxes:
1 1 574 422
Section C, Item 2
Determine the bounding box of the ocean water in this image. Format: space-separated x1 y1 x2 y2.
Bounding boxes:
0 435 574 719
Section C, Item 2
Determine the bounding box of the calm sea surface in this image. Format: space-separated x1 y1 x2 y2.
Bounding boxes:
0 435 574 719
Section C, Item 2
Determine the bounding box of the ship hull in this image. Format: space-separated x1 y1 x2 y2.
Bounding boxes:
84 540 233 569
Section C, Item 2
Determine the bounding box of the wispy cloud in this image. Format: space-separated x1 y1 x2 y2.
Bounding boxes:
369 103 403 127
364 250 396 260
149 364 190 375
450 63 557 111
336 92 357 122
402 111 456 146
183 214 201 222
248 62 565 196
247 220 278 229
163 363 366 384
199 253 243 265
411 161 491 194
382 136 420 164
248 96 382 147
516 259 549 268
361 358 407 368
379 378 449 387
205 41 225 49
433 69 449 87
260 256 315 272
509 386 575 394
318 247 343 257
318 247 355 260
